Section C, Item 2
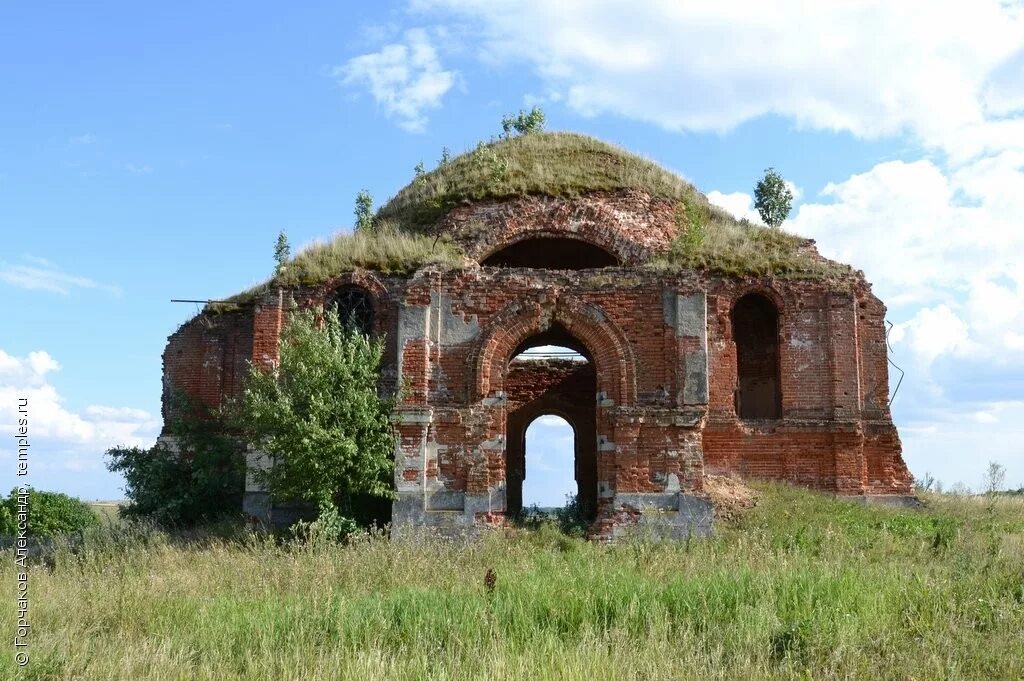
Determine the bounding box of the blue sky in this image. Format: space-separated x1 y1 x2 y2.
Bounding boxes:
2 1 1023 501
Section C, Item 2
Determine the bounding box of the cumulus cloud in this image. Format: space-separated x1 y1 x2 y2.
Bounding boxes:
0 349 158 475
336 28 457 132
788 155 1024 365
413 0 1024 158
900 400 1024 490
0 255 122 296
706 191 762 224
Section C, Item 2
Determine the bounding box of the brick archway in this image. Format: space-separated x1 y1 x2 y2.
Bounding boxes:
473 295 637 405
478 230 623 268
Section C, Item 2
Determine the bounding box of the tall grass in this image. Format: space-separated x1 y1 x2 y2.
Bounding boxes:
4 484 1022 680
648 216 851 280
211 226 465 310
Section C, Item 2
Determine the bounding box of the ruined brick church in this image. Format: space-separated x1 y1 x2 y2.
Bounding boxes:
162 132 914 539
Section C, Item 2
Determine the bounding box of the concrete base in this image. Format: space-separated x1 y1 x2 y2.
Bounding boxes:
242 492 317 529
242 490 271 525
391 489 714 540
855 494 921 509
608 493 715 540
392 489 507 538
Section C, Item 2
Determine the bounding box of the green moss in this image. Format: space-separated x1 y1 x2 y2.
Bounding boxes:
376 131 736 233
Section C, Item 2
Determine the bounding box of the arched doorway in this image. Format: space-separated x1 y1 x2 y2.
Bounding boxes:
521 414 576 510
502 325 598 520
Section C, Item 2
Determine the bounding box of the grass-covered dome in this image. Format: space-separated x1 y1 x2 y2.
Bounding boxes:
376 131 737 233
210 132 850 311
376 131 846 279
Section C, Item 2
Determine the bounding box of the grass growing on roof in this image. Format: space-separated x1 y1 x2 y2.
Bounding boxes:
279 224 464 282
379 131 851 279
208 226 465 311
376 131 738 233
647 201 852 279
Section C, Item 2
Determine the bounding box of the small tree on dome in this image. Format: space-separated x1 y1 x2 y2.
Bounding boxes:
753 167 794 228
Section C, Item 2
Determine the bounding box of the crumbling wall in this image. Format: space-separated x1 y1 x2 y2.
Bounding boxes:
161 308 253 430
160 194 914 535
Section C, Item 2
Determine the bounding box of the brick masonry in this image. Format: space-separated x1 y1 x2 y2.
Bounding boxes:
162 190 913 539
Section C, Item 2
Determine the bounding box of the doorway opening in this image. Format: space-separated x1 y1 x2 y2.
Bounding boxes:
522 414 576 510
503 323 597 522
732 293 782 419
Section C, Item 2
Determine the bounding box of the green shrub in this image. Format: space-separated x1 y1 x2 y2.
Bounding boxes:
238 305 395 532
106 393 245 527
500 106 546 137
0 502 14 535
0 488 100 538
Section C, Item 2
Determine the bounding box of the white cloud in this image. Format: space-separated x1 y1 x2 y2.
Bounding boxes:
706 190 762 224
414 0 1024 158
0 255 121 296
900 400 1024 491
891 305 974 365
0 349 159 475
789 156 1024 367
69 133 97 145
336 28 457 132
532 414 571 428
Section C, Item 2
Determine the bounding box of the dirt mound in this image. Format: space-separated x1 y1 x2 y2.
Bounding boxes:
704 475 758 522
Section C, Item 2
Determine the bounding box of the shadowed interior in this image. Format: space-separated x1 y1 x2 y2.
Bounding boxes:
732 293 781 419
482 237 620 270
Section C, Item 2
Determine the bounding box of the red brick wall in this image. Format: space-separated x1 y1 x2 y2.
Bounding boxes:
162 195 912 516
505 359 597 515
162 308 253 431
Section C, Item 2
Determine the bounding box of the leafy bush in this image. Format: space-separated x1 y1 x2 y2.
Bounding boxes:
0 503 14 535
0 488 100 538
239 305 395 532
501 106 546 137
106 393 245 527
289 500 360 545
515 493 592 538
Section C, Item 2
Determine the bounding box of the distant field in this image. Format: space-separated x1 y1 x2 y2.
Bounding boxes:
4 485 1023 680
86 501 123 525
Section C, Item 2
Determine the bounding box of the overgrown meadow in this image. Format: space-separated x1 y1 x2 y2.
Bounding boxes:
3 484 1023 680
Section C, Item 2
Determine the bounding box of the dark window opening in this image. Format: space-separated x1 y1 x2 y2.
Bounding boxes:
732 293 781 419
511 322 591 360
482 237 619 270
330 286 374 336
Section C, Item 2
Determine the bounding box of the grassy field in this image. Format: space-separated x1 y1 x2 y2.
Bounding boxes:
4 484 1023 680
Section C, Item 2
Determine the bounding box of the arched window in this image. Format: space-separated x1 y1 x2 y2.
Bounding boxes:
330 286 374 336
522 414 578 511
482 237 619 270
732 293 781 419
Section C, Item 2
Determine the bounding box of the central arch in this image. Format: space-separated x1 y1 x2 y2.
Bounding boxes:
473 295 634 524
473 296 636 405
481 235 620 269
505 360 597 518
